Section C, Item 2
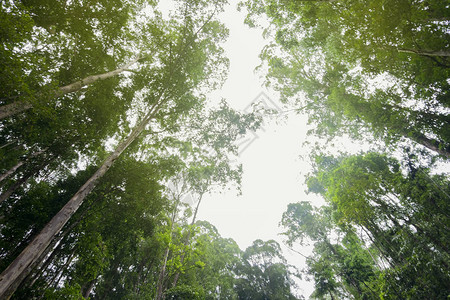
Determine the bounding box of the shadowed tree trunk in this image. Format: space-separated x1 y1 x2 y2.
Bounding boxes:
0 161 25 184
0 157 52 204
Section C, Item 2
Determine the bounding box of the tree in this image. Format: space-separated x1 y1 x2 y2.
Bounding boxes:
240 0 450 158
0 0 146 119
234 239 300 300
281 201 379 299
299 152 450 299
0 1 231 298
164 221 241 300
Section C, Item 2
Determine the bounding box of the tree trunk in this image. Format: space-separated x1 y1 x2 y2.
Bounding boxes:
155 247 170 300
0 57 141 119
403 131 449 158
0 169 34 204
155 194 184 300
0 156 52 204
58 57 140 95
171 193 203 288
82 279 96 299
25 199 94 289
0 161 25 184
0 102 33 119
0 104 160 299
0 148 47 185
398 48 450 57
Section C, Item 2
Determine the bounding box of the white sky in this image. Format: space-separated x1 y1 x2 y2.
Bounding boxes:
195 3 320 297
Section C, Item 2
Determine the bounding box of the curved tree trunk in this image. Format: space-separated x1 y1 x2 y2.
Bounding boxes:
404 131 450 159
155 196 183 300
0 57 141 120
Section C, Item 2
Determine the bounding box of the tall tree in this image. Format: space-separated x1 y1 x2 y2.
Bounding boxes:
298 152 450 299
281 202 379 299
240 0 450 158
0 1 230 298
234 239 300 300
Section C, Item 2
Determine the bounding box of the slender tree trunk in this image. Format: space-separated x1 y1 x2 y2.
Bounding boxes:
398 48 450 57
0 170 34 204
0 157 52 204
57 57 141 95
82 279 96 299
0 148 47 185
0 103 160 299
0 57 141 119
0 161 25 183
329 291 336 300
155 248 170 300
0 141 15 149
425 17 450 22
52 249 77 290
155 197 182 300
171 193 203 288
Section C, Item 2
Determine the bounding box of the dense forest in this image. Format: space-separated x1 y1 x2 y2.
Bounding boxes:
0 0 449 299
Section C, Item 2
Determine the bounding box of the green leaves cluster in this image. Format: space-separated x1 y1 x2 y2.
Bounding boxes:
241 0 450 158
281 153 450 299
0 1 272 299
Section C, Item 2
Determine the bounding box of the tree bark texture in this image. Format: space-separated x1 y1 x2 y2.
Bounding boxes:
403 131 449 159
0 161 25 184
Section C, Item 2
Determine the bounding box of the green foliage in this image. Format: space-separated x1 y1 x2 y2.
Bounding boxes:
241 0 450 157
283 152 450 299
43 283 85 300
0 1 263 299
164 284 205 300
235 240 300 300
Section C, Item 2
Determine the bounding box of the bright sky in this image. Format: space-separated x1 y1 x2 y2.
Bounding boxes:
196 3 319 297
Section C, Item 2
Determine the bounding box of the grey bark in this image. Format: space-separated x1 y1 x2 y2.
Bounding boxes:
403 131 449 159
0 169 34 204
82 279 96 299
0 148 47 184
0 161 25 184
0 57 141 119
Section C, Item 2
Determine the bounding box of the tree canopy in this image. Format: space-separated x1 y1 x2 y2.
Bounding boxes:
1 0 449 299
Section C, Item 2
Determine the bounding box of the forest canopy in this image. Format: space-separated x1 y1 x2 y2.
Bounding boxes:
1 0 449 299
241 0 450 298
